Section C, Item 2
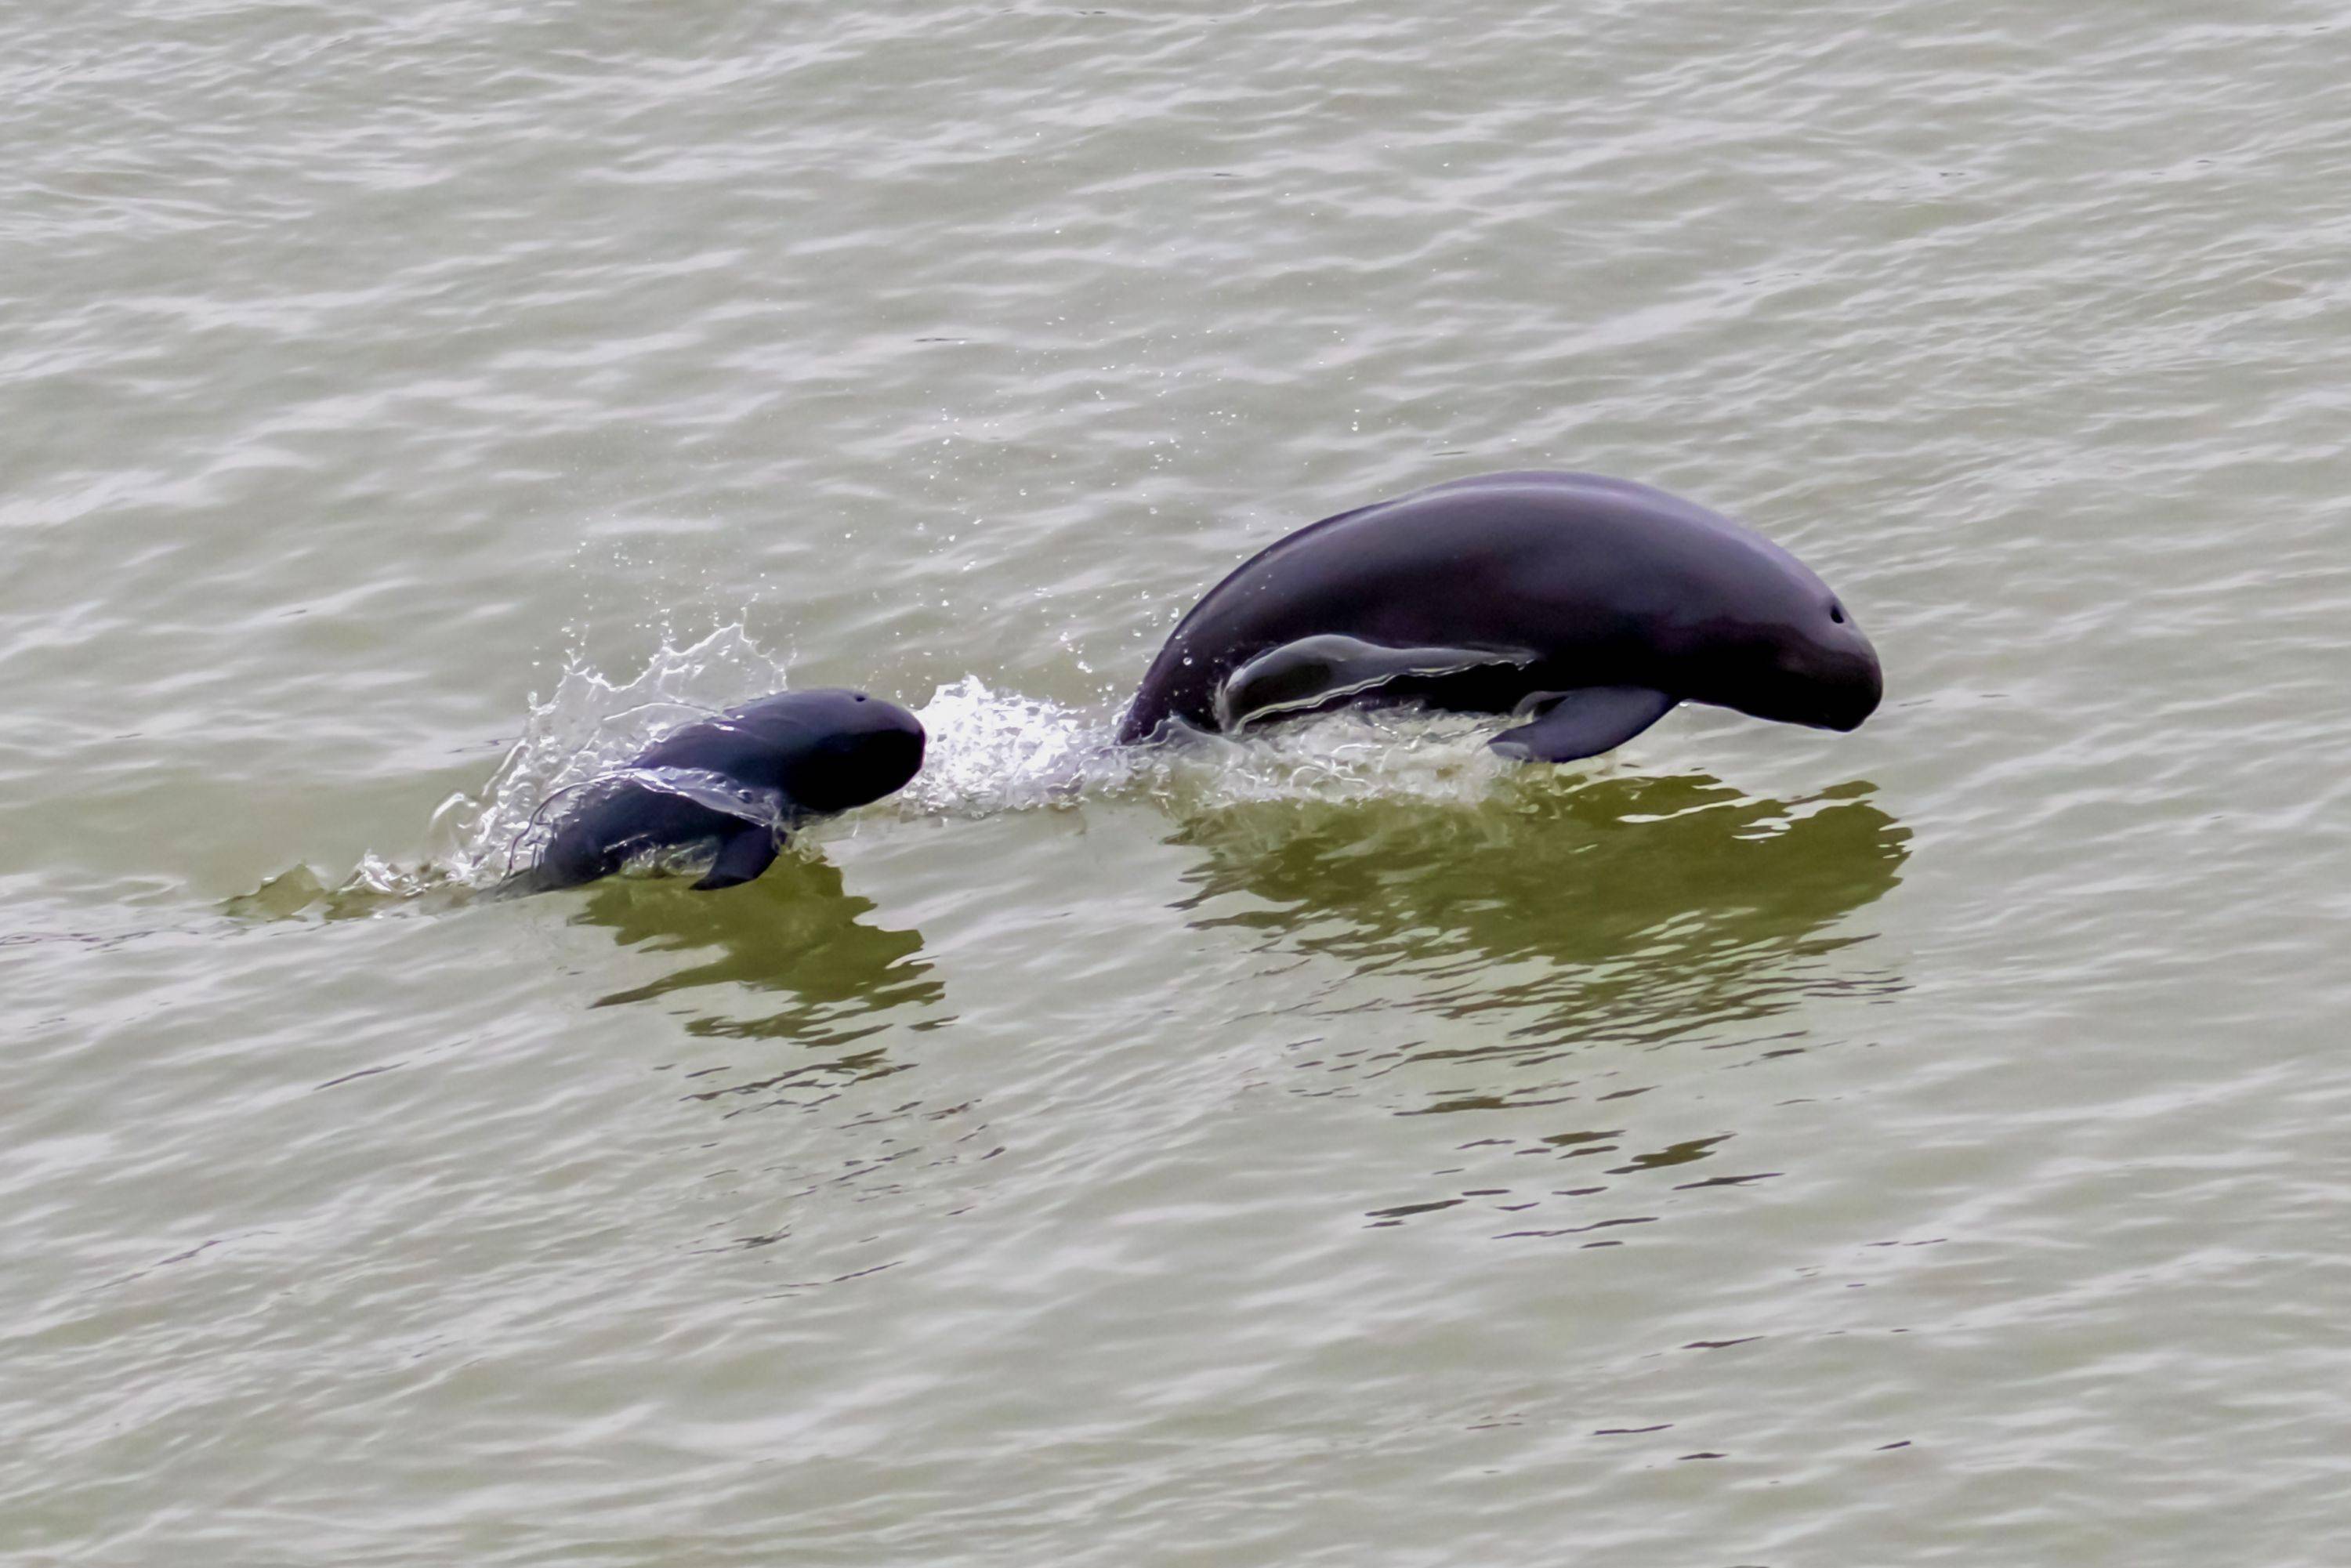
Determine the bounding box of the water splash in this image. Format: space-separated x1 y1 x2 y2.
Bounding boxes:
901 676 1136 815
1151 707 1531 809
426 625 792 887
241 627 1614 918
899 676 1552 818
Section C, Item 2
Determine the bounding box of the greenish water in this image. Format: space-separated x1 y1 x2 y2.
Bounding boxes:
5 2 2349 1563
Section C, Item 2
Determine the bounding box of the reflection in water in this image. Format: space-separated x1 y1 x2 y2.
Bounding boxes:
1168 773 1910 1231
571 852 945 1111
1174 773 1907 1046
567 855 991 1270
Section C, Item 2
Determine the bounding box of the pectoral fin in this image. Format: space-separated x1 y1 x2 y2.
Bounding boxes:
1488 686 1677 763
691 824 782 891
1215 634 1537 731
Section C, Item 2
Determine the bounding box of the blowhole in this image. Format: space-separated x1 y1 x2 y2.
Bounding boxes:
1830 603 1846 624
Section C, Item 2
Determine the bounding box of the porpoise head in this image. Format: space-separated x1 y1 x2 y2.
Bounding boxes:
764 688 928 814
672 686 926 816
1744 592 1883 732
1646 534 1883 734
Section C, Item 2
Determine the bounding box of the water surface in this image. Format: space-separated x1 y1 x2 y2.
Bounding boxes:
5 1 2349 1563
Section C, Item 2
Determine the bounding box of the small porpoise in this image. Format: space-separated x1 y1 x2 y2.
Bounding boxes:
504 689 924 894
1118 470 1882 762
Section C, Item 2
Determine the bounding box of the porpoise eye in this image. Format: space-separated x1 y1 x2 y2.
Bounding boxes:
1829 603 1846 624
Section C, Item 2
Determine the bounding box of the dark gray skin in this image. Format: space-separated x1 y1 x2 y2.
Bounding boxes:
1117 471 1882 762
505 689 925 895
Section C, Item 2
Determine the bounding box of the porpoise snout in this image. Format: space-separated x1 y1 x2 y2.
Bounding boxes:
872 711 926 791
1823 639 1884 732
831 695 926 806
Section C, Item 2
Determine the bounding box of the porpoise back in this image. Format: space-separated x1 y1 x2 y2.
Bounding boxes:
508 688 925 895
1118 471 1882 762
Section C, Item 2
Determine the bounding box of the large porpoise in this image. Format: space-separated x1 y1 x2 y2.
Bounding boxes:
1118 470 1882 762
505 688 924 894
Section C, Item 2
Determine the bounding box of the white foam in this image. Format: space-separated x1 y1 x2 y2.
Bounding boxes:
900 676 1134 815
896 674 1546 819
375 629 1570 903
426 624 790 887
1152 707 1524 809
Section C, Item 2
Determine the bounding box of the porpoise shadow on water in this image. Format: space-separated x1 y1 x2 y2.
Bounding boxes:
1161 773 1910 1231
229 762 1899 1163
219 843 945 1124
568 852 942 1042
1165 773 1911 1084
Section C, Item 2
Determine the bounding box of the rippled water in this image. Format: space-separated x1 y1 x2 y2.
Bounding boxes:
6 1 2349 1562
